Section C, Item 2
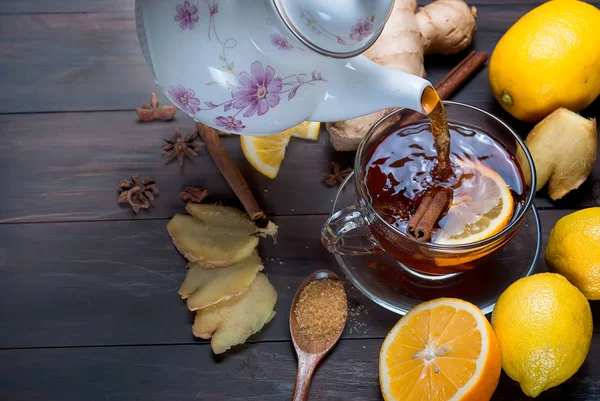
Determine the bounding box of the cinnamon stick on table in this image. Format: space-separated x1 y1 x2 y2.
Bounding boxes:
407 187 453 242
195 122 265 221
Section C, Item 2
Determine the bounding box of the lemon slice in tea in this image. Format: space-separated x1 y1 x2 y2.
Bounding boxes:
435 160 514 245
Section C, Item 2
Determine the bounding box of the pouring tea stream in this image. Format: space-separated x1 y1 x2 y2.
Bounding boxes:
136 0 433 135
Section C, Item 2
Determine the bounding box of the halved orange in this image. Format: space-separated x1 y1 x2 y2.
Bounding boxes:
379 298 501 401
435 160 514 245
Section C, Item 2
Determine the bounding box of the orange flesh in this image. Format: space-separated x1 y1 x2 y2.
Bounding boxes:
385 306 482 400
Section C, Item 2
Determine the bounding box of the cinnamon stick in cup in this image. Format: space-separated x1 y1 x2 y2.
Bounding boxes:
407 190 435 237
407 187 452 242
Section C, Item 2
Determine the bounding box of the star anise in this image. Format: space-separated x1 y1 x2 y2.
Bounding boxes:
322 162 352 186
136 92 177 121
163 127 204 166
180 187 208 203
117 174 159 213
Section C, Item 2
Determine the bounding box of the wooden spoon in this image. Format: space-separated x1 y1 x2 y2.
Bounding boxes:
289 270 347 401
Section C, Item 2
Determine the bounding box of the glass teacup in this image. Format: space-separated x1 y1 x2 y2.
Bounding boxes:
321 102 536 275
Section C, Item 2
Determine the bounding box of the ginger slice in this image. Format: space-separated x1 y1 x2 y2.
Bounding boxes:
516 108 597 200
166 204 259 268
193 273 277 354
179 253 264 311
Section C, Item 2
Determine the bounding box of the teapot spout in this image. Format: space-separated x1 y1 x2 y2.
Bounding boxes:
309 56 433 122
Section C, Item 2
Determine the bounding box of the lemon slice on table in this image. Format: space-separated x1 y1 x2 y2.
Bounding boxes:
240 130 292 179
290 121 320 140
435 160 514 245
240 121 320 179
379 298 501 401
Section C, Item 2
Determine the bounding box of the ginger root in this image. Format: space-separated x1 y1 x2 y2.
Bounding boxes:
327 0 477 151
167 202 279 354
167 203 259 268
516 108 598 201
179 253 264 311
193 273 277 354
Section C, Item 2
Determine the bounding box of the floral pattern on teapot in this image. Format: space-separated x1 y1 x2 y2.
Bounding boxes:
300 8 375 46
168 85 201 114
174 1 200 30
167 0 326 132
270 33 294 51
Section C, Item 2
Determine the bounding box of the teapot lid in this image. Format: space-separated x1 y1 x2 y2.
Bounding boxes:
272 0 393 58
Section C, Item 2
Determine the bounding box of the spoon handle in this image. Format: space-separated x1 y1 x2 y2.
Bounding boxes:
292 353 319 401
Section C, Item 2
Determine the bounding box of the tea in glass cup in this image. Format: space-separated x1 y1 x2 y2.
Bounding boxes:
321 102 536 275
365 118 526 245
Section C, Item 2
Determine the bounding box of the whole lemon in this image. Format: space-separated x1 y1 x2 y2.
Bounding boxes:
491 273 592 398
489 0 600 122
546 207 600 299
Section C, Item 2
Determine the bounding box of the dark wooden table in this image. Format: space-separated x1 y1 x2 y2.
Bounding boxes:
1 1 599 400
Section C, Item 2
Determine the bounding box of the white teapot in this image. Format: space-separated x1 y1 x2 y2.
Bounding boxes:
136 0 433 135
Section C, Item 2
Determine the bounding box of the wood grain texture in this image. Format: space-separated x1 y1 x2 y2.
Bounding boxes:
0 112 351 222
0 339 599 401
1 208 598 350
0 215 384 349
0 12 158 114
0 111 598 224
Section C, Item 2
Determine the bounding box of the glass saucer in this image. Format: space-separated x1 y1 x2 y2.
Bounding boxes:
331 172 541 315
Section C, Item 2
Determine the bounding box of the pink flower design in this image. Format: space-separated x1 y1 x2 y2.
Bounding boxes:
350 18 373 41
174 1 200 30
231 61 283 118
215 116 246 132
270 33 293 51
168 85 201 114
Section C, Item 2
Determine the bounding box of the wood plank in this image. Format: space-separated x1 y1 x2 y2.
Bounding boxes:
0 214 397 348
0 0 131 14
0 339 599 401
1 209 597 349
0 215 388 349
0 12 158 114
1 109 598 224
0 112 353 222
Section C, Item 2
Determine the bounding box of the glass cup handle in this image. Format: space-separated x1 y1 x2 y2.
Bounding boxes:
321 204 382 255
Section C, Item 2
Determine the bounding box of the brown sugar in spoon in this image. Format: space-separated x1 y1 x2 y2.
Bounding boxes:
289 270 348 401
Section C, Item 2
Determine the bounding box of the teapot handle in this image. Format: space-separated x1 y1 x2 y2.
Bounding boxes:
309 56 432 122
